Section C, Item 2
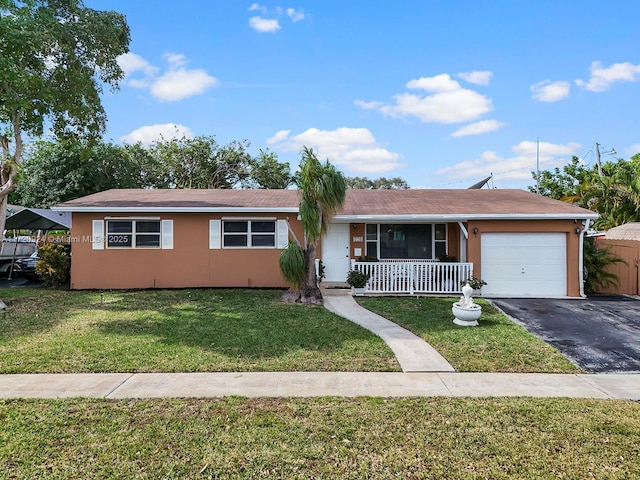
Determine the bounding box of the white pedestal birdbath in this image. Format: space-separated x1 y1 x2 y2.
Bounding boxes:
452 283 482 327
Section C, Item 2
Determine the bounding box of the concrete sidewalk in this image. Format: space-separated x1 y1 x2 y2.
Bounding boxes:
323 293 454 372
1 372 639 399
2 291 638 401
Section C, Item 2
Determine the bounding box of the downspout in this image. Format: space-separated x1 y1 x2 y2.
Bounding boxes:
578 218 591 298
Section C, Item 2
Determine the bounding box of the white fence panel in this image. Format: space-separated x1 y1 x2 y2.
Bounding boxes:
351 260 473 295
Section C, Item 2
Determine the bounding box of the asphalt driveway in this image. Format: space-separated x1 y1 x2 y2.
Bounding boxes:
492 296 640 373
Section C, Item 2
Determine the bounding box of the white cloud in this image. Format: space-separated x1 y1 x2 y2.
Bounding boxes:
249 16 281 32
576 61 640 92
450 119 506 137
407 74 461 92
380 90 492 124
117 52 159 86
354 99 383 110
358 73 493 124
531 80 570 102
248 5 305 32
117 52 158 77
121 123 194 146
163 52 187 68
267 127 403 174
287 8 305 22
248 3 267 14
267 130 291 144
117 52 218 102
127 78 152 89
150 68 218 102
435 141 581 183
456 70 493 86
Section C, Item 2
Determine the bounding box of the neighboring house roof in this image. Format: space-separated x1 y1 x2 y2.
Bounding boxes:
5 207 72 230
604 222 640 241
53 188 598 221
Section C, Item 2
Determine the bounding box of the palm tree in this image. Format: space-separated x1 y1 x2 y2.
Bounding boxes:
572 158 640 230
280 147 346 304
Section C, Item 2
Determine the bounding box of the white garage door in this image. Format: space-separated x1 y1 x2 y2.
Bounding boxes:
481 233 567 297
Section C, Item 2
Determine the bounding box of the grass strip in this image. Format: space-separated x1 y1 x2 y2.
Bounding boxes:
1 397 638 479
358 296 581 373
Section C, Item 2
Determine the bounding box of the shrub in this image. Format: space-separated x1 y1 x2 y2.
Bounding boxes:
462 276 487 290
346 269 370 288
35 244 70 287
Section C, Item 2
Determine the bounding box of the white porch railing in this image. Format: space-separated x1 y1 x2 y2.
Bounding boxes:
350 260 473 295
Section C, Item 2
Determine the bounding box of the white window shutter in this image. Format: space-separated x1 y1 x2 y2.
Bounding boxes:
276 219 289 249
209 219 221 249
161 219 173 249
92 220 104 250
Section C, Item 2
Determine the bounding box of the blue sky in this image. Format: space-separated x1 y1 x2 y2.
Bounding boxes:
87 1 640 189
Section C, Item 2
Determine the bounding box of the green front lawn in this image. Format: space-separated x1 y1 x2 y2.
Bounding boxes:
358 296 581 373
0 288 399 373
1 288 581 373
2 397 639 478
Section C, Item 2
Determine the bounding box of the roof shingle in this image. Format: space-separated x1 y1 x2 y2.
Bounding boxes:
54 188 597 218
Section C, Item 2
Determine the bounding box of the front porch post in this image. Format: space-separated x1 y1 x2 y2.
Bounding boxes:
457 221 468 263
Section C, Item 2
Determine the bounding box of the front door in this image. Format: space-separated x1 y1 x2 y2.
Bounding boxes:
322 223 350 282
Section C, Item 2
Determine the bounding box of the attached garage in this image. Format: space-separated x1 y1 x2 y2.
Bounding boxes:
481 232 567 297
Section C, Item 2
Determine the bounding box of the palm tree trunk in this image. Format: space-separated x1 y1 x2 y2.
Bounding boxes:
300 243 322 304
280 243 323 304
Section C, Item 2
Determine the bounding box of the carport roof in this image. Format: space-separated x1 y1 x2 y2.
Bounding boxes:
605 222 640 241
53 188 598 221
5 207 71 230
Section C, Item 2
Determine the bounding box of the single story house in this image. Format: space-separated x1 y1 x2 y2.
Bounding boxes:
53 188 598 298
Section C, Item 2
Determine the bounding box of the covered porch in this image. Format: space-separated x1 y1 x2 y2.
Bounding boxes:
321 219 473 295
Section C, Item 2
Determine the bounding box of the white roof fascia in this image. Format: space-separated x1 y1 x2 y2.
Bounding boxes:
52 206 300 214
332 213 599 222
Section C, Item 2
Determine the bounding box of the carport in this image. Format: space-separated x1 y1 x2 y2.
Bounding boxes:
5 207 72 231
2 208 72 280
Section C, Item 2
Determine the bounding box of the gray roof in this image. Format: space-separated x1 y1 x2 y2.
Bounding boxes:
5 208 72 230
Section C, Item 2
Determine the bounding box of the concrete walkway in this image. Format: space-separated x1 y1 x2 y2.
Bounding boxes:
1 372 639 399
323 294 454 372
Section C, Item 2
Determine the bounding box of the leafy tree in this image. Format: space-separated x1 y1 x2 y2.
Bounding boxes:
280 147 346 304
246 149 293 189
529 156 591 199
0 0 130 231
122 142 171 190
531 154 640 230
10 139 163 207
147 136 252 189
571 157 640 230
345 176 409 190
